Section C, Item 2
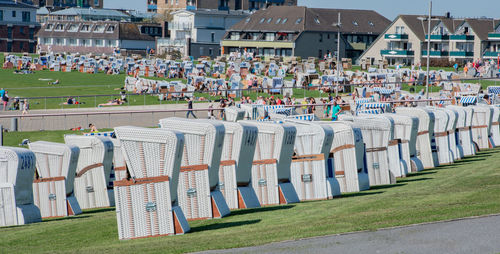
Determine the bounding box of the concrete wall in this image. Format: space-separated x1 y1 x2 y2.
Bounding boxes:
190 42 220 59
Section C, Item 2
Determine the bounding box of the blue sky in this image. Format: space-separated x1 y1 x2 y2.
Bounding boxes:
298 0 500 20
105 0 500 21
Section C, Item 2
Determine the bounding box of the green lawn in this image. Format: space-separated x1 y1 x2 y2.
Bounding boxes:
1 129 500 253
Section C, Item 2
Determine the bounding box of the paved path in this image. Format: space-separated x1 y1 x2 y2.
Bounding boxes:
200 214 500 254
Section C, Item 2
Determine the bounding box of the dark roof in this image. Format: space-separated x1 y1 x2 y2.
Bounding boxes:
118 23 155 41
0 0 37 9
466 18 498 40
179 8 250 16
399 15 442 41
229 6 390 34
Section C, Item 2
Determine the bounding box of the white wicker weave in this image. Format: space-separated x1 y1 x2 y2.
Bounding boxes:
395 107 436 169
338 116 395 186
113 126 189 240
0 147 41 227
219 122 260 209
239 120 300 205
427 107 453 166
439 108 461 160
159 118 230 220
109 138 128 182
284 119 334 201
383 114 422 173
29 141 82 218
224 106 246 122
64 135 115 209
470 106 493 150
489 106 500 147
448 105 476 157
317 122 370 193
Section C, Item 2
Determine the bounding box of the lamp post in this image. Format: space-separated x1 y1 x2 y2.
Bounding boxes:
332 12 341 97
418 1 438 104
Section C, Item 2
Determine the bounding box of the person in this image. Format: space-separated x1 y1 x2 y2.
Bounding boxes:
453 63 459 73
208 100 215 119
0 88 5 99
22 99 29 115
88 123 98 133
331 101 342 121
186 97 197 119
2 91 8 111
48 80 60 85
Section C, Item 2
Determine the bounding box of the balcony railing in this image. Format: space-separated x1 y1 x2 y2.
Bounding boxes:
483 51 500 57
156 38 187 47
449 35 475 41
425 35 450 40
384 34 408 40
422 50 449 57
380 49 414 56
168 22 192 31
488 33 500 40
449 51 474 57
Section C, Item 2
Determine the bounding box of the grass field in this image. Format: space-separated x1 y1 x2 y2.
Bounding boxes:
1 130 500 253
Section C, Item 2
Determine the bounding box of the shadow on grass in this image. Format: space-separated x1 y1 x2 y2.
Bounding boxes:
452 158 488 164
369 183 407 190
397 177 433 183
82 207 115 215
341 191 384 198
190 219 261 233
231 205 295 216
43 215 91 223
406 171 437 177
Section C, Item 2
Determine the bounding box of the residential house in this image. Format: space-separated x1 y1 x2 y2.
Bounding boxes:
156 0 297 15
221 6 390 60
0 0 40 53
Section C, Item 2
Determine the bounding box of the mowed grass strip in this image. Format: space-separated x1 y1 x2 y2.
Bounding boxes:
1 130 500 253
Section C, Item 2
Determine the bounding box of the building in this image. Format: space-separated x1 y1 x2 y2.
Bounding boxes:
359 15 500 66
157 9 249 58
221 6 390 60
29 0 103 9
36 20 159 54
0 0 40 53
156 0 296 15
44 7 131 21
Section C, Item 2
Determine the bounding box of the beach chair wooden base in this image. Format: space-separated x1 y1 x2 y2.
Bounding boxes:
236 186 261 209
66 195 82 216
326 177 341 199
33 179 74 218
278 182 299 204
210 190 230 218
410 157 424 173
290 155 329 201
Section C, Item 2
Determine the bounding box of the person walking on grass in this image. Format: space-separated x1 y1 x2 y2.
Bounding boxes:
2 91 9 111
186 97 197 119
331 101 342 121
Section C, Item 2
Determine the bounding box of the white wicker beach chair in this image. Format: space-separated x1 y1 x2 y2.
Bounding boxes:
395 107 436 170
159 118 230 220
64 135 115 209
470 105 493 150
219 122 260 209
439 107 460 160
284 119 335 201
427 107 453 166
224 107 246 122
383 114 422 173
0 147 41 227
317 122 370 194
113 126 189 240
488 106 500 147
239 120 300 205
29 141 82 218
108 137 128 182
447 105 473 158
338 116 395 186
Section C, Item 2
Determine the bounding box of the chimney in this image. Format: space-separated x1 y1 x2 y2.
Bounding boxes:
446 12 451 19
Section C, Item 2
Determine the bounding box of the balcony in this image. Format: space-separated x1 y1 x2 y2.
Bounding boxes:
147 4 157 11
384 34 408 40
380 49 414 56
422 50 449 57
449 51 474 57
168 22 192 31
488 33 500 40
157 38 187 47
425 35 450 41
483 51 500 58
449 35 475 41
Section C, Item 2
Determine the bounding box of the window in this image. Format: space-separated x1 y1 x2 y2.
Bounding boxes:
282 18 288 24
327 34 330 39
199 47 204 56
265 33 275 41
81 25 90 32
29 28 34 39
276 18 281 24
266 18 272 23
22 11 30 22
314 18 320 24
211 32 215 43
45 24 53 31
43 38 51 45
259 18 265 23
12 11 16 18
368 21 374 26
245 17 250 23
94 25 104 32
69 38 77 46
295 18 302 24
319 34 323 42
95 39 104 47
352 21 358 26
209 48 213 56
230 32 240 40
106 25 115 32
0 10 3 21
55 24 64 31
68 24 78 32
55 38 62 45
